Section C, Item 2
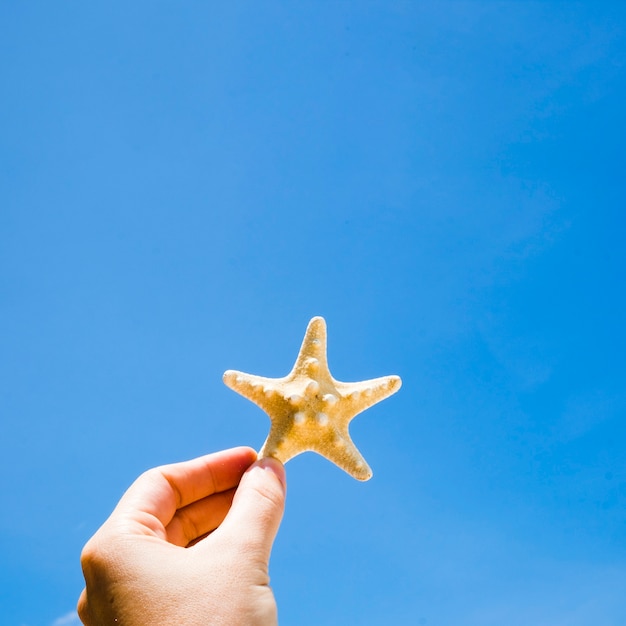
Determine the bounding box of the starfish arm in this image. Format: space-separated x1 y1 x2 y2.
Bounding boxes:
259 426 306 465
336 374 402 420
311 436 373 481
291 316 329 376
222 369 289 414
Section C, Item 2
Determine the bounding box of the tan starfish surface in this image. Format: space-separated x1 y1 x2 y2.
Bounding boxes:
223 316 401 480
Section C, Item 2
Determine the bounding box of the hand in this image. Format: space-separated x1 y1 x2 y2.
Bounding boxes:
77 447 286 626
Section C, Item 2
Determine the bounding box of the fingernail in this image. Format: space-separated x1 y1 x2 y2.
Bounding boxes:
255 456 287 491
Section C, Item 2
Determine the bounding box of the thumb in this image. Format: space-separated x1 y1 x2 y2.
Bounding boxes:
217 457 286 563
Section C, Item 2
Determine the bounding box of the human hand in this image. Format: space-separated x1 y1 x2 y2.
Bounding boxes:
77 447 286 626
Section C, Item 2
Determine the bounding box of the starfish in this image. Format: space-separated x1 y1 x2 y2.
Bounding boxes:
223 316 401 480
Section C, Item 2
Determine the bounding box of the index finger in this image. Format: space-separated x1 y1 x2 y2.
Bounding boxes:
115 446 257 527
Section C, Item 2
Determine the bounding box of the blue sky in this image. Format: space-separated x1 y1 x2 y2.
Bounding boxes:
1 2 625 624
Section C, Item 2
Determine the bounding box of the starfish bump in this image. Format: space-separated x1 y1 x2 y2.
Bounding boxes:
223 316 402 480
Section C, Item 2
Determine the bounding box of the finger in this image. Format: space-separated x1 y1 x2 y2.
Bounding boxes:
165 487 237 547
115 447 257 528
212 457 286 564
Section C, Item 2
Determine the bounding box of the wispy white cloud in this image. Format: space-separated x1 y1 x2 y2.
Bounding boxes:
51 611 80 626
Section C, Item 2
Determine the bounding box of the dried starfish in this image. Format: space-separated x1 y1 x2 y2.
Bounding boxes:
223 316 401 480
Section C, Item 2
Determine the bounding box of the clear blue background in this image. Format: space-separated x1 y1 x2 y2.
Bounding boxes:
1 2 625 625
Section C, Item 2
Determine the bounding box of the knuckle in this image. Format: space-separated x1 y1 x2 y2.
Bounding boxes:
76 589 91 624
79 538 99 573
79 534 112 579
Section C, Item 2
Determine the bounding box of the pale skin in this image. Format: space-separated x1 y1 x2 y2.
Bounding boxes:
78 447 286 626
